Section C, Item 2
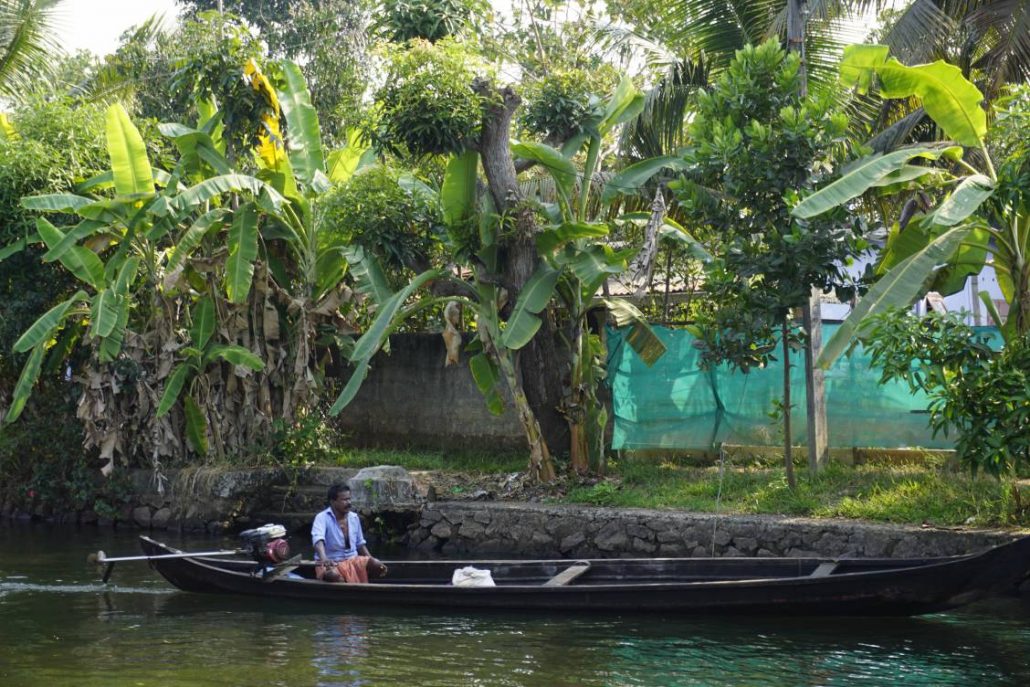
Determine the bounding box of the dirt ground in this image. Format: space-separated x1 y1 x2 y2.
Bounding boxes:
409 470 600 503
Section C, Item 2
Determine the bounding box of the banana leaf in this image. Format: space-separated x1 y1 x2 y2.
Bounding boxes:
184 395 208 456
877 58 987 147
4 343 46 424
277 61 325 189
817 225 972 369
35 218 104 288
224 203 259 304
167 208 229 273
441 151 479 229
500 263 560 350
97 297 130 362
173 174 286 213
792 144 961 220
342 245 393 307
331 271 441 416
601 298 667 367
13 290 89 353
156 363 192 417
190 297 216 349
40 220 106 263
90 289 122 339
20 193 92 213
511 141 576 211
469 352 504 416
602 156 690 204
598 76 645 136
930 174 994 226
206 344 264 370
536 222 609 254
106 103 155 196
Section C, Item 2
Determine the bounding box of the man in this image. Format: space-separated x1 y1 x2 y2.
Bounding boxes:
311 483 388 583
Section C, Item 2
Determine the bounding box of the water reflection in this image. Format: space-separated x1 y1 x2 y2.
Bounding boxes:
1 524 1028 687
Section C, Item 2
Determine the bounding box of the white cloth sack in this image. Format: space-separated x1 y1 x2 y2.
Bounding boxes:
451 566 496 587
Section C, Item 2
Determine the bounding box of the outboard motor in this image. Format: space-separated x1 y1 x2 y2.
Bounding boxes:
239 524 290 565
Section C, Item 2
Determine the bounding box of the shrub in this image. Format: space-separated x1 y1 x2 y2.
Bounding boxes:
376 0 482 43
319 164 442 273
371 38 485 158
520 69 601 142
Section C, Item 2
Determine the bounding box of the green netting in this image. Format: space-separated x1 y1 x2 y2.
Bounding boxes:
607 324 1002 451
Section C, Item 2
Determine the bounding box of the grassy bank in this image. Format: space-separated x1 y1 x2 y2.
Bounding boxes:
324 449 1029 529
565 460 1030 528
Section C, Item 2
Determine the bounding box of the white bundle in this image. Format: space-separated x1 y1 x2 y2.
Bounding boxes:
450 566 496 587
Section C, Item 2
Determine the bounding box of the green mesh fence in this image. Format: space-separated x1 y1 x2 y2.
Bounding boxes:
606 324 1002 451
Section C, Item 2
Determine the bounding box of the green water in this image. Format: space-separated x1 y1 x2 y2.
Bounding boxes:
1 524 1028 686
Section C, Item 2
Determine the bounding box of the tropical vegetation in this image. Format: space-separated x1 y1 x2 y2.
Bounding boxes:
0 0 1028 521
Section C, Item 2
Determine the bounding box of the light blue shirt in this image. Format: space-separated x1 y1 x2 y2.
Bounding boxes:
311 507 366 561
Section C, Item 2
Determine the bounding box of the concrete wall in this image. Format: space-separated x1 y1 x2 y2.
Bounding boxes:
331 334 525 451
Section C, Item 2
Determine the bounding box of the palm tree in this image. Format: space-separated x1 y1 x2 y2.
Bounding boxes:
0 0 62 99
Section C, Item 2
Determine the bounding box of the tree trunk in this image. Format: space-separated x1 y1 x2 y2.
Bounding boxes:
782 320 796 490
474 79 567 467
787 0 828 473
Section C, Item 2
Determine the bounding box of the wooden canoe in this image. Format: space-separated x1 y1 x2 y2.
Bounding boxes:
139 534 1030 616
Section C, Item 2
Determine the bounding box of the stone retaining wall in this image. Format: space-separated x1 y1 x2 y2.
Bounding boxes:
405 502 1021 559
3 467 1022 559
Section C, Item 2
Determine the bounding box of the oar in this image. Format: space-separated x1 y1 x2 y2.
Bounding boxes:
88 549 243 583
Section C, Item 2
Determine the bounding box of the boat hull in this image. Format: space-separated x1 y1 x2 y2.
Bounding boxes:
139 535 1030 616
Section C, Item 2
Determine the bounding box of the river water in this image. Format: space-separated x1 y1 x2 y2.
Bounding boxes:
1 523 1028 686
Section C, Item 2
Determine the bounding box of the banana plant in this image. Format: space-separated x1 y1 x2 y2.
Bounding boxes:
506 77 676 474
791 45 1028 367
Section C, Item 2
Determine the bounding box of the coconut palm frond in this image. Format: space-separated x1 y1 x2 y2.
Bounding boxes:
967 0 1030 95
0 0 63 98
619 55 711 161
879 0 959 65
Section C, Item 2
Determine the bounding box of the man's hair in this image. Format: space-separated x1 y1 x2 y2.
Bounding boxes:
327 483 351 503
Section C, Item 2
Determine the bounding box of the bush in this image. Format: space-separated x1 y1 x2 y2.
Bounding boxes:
376 0 482 43
319 164 442 273
520 69 601 142
371 38 485 158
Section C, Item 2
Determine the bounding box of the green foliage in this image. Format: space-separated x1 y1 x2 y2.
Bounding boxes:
677 40 862 371
862 310 1030 476
0 96 107 380
169 13 269 160
376 0 479 42
268 407 341 467
320 165 442 273
371 38 485 158
520 69 599 142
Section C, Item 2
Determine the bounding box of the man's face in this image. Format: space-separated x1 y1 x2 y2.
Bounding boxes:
332 491 353 513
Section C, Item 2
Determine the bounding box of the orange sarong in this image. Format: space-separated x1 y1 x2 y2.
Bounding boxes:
316 556 371 583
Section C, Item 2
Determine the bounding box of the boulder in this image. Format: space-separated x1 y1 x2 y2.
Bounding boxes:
348 466 416 507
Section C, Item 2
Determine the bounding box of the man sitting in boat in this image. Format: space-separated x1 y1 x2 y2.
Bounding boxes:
312 483 388 583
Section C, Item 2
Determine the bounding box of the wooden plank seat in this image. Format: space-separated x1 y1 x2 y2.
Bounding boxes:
262 554 303 582
810 561 839 578
543 561 591 586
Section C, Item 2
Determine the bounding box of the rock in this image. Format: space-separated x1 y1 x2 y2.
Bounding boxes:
631 537 657 554
560 532 586 553
595 523 629 552
151 507 172 529
658 543 687 556
349 466 416 507
458 520 486 539
132 506 152 528
733 537 758 554
430 521 453 538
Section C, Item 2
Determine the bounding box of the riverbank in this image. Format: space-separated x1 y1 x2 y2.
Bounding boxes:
3 463 1028 561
